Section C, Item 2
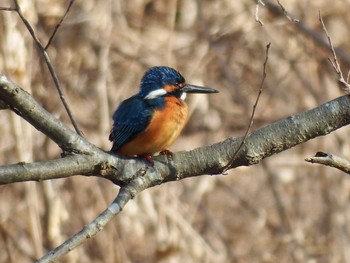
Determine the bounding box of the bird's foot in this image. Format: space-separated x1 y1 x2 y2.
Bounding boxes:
160 149 173 161
160 149 173 156
139 154 154 166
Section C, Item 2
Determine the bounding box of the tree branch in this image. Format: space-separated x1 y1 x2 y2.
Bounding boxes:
12 0 82 135
221 42 270 173
45 0 75 50
1 72 350 261
1 72 350 186
305 152 350 174
0 155 96 184
37 168 160 263
36 186 133 263
319 12 350 94
263 0 350 68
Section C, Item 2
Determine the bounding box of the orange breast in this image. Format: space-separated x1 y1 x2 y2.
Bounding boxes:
117 97 189 156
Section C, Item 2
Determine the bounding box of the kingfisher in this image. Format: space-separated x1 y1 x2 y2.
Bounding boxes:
109 66 218 164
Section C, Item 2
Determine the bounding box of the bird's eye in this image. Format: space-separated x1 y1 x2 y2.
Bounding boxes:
176 82 185 89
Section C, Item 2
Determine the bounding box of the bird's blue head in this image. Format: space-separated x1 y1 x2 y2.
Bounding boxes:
138 66 218 101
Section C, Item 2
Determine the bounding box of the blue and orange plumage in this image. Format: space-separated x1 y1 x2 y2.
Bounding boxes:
109 66 218 164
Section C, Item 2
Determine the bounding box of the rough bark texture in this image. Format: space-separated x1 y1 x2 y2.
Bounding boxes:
1 73 350 186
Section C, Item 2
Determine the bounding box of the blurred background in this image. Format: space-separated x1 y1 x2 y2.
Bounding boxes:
1 0 350 262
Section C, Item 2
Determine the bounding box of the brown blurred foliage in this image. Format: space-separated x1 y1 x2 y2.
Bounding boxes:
1 0 350 262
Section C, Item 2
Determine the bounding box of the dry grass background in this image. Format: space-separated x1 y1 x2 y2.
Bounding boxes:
1 0 350 262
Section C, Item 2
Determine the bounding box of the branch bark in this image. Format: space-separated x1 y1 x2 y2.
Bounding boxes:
1 73 350 186
1 72 350 261
305 152 350 174
37 186 133 263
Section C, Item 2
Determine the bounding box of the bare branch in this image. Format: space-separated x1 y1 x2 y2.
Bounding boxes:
45 0 75 50
0 155 96 184
36 186 132 263
11 0 82 135
263 0 350 68
305 152 350 174
255 0 265 26
37 92 350 261
2 72 350 186
276 0 299 22
37 169 161 262
2 73 350 261
222 42 270 173
0 6 16 11
319 12 350 94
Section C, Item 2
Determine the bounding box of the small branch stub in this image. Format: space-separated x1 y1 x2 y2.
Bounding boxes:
305 152 350 174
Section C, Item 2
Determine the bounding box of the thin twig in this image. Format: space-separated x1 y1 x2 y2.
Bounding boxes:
11 0 82 135
319 11 350 94
221 42 271 173
276 0 299 23
45 0 75 50
255 0 265 26
263 1 350 68
0 7 16 11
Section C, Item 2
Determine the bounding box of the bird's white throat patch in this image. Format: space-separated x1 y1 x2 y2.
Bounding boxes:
180 92 187 100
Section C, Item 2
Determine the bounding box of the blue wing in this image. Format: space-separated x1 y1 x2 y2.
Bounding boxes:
109 96 154 152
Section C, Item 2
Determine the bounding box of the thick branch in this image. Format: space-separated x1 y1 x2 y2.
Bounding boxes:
1 74 350 263
154 94 350 183
1 73 350 262
34 93 350 262
0 155 97 184
1 73 350 188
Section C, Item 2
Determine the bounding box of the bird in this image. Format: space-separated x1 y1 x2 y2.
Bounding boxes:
109 66 218 164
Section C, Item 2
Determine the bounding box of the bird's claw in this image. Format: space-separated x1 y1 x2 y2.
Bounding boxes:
139 154 154 166
160 149 173 161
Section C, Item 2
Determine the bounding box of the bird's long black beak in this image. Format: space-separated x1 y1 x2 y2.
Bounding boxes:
181 84 218 94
